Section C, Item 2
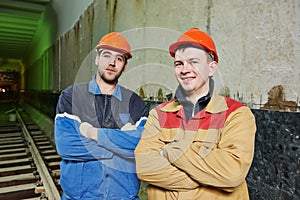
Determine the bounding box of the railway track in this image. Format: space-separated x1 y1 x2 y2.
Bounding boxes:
0 102 62 200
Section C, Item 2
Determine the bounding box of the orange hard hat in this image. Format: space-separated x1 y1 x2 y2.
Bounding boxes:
96 32 132 59
169 27 218 62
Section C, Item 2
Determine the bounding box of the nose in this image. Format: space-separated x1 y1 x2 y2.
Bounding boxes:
181 61 192 73
108 57 116 66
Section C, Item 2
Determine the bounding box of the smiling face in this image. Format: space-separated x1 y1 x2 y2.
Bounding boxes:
174 47 218 100
95 49 126 85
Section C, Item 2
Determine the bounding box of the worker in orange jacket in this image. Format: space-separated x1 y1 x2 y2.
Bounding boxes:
134 27 256 200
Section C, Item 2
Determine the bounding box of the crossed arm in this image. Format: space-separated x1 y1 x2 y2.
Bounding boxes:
134 106 256 192
55 112 147 161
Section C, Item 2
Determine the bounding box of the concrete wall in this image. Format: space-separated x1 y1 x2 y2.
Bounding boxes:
69 0 300 106
51 0 94 38
26 0 300 107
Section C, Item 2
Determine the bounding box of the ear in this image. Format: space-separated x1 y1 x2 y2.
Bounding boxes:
208 61 218 77
122 63 127 72
95 56 99 65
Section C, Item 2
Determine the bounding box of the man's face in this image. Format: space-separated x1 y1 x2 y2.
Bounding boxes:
174 47 217 96
95 49 126 84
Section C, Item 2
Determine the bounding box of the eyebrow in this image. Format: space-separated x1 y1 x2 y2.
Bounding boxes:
101 50 124 58
101 50 112 55
174 57 201 62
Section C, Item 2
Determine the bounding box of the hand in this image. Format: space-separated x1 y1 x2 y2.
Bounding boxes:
79 122 93 137
79 122 98 142
121 123 137 131
159 140 177 158
161 140 191 163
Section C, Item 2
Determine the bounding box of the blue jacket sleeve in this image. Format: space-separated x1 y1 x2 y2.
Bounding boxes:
55 114 113 161
97 118 147 159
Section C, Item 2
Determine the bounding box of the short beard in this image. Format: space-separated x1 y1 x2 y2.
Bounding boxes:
99 70 123 85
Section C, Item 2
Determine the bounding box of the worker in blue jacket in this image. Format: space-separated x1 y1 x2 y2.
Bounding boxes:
54 32 148 200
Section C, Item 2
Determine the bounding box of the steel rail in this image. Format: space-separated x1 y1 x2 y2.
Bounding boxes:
15 109 61 200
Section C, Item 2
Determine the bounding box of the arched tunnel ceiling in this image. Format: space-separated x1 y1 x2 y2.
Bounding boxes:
0 0 51 60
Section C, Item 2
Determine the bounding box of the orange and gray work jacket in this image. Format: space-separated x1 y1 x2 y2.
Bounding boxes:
134 92 256 200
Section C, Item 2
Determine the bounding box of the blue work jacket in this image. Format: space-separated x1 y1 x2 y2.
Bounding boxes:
54 77 148 200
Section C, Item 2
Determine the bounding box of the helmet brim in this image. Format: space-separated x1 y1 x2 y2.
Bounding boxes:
96 44 132 59
169 41 218 62
169 41 204 57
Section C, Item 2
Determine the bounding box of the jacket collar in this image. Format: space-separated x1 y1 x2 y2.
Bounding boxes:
88 75 122 101
161 92 228 114
174 78 214 107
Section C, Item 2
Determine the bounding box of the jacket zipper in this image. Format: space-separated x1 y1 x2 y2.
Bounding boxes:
192 104 196 117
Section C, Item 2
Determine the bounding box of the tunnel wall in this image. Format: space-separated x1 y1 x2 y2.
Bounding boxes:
247 109 299 200
23 0 299 107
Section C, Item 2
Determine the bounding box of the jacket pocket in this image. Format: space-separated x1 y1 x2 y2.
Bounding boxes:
193 129 221 158
119 113 130 124
158 128 180 144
